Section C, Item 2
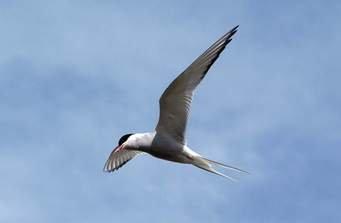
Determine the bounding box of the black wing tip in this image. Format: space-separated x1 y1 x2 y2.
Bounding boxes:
201 26 239 76
227 25 239 39
230 25 239 34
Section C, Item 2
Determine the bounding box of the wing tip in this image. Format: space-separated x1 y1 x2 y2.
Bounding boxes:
103 149 141 173
103 163 114 173
226 25 239 40
103 161 114 173
230 25 239 34
200 25 238 76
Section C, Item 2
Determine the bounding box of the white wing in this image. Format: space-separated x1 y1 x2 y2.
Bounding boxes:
103 149 141 172
155 26 239 144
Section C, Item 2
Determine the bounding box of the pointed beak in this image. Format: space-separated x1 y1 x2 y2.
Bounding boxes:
113 144 124 153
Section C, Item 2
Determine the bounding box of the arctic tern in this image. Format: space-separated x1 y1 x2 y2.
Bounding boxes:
103 25 247 180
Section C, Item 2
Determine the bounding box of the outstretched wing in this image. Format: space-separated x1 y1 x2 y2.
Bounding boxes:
155 26 239 144
103 148 142 172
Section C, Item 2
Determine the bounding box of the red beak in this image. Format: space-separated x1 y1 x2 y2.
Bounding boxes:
113 144 124 153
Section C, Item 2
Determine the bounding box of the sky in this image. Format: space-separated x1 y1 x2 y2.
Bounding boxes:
1 1 340 222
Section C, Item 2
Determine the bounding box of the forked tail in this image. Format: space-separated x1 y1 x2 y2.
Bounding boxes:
191 156 248 181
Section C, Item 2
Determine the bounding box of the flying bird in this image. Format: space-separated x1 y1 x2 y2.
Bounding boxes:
103 25 247 180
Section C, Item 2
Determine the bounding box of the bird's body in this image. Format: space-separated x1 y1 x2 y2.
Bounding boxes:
103 25 247 180
111 132 197 164
151 133 199 164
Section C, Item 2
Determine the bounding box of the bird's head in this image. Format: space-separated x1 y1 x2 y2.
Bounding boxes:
114 133 134 152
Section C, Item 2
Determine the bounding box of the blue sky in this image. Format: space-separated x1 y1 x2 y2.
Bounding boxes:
1 1 340 222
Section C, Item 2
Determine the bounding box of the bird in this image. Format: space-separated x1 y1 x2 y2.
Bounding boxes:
103 25 248 181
